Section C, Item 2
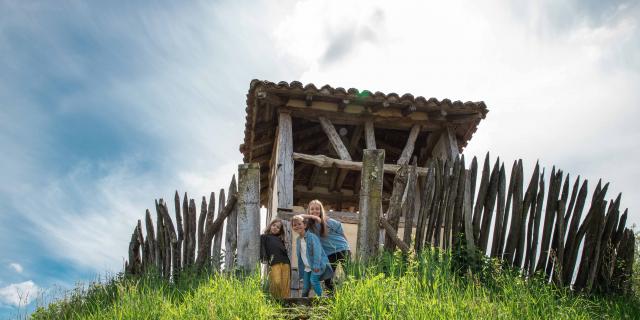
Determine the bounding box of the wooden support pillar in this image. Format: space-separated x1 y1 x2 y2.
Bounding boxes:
397 124 421 165
224 175 238 271
357 149 385 261
237 163 261 273
276 112 294 210
432 126 459 160
364 120 376 149
319 116 352 161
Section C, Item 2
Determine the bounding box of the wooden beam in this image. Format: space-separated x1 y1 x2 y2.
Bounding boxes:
319 116 352 161
397 124 421 165
237 163 260 273
364 120 377 149
380 217 410 254
432 126 459 160
276 112 294 209
357 149 385 261
336 125 363 191
293 152 430 176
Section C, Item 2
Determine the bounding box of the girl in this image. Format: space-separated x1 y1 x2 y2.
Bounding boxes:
291 215 333 297
301 199 350 293
260 218 290 299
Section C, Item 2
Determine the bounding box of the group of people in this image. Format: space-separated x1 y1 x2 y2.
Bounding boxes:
260 200 350 299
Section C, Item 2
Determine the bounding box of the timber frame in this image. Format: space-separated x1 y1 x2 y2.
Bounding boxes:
239 80 488 218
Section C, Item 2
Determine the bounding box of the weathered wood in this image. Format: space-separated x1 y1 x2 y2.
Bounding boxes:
478 157 500 253
425 159 443 246
535 167 558 273
463 171 476 254
595 195 621 292
562 179 588 283
433 160 451 249
403 159 418 246
144 209 156 269
364 120 376 149
127 223 142 275
432 126 459 160
611 228 634 293
380 217 410 254
384 165 409 252
195 193 238 270
276 112 294 209
551 173 569 284
451 155 467 249
155 203 165 273
397 124 421 165
357 149 385 261
490 164 507 258
157 200 178 277
197 197 207 258
293 152 430 176
545 171 566 277
574 182 608 291
415 160 436 252
504 160 523 266
336 125 363 191
319 116 352 161
518 162 539 270
174 191 183 271
443 156 461 249
224 175 238 271
187 198 197 267
212 189 225 270
472 152 490 244
182 194 189 267
237 163 261 272
527 172 546 276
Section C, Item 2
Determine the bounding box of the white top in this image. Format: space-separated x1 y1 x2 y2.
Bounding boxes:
299 237 311 272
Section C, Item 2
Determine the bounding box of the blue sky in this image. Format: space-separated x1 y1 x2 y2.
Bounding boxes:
1 0 639 316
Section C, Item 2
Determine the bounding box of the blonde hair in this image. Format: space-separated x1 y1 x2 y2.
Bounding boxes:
307 199 328 237
291 215 305 226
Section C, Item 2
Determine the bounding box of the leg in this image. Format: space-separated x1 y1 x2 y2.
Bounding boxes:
324 252 339 292
310 272 323 297
301 271 311 297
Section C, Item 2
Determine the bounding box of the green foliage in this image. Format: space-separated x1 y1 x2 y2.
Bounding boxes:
31 250 639 319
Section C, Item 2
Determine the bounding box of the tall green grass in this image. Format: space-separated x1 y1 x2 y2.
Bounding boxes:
31 249 639 319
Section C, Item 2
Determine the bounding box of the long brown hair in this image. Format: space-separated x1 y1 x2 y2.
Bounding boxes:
307 199 328 237
263 218 285 241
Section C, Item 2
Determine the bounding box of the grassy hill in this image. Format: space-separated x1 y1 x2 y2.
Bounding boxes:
30 248 639 319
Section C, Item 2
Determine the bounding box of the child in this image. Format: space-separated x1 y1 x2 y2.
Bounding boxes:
260 218 290 299
301 199 350 293
291 215 333 297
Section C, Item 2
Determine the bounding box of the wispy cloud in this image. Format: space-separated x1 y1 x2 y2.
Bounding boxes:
0 281 39 307
8 264 23 274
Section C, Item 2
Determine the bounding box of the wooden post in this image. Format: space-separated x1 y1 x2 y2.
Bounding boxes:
212 189 225 270
397 124 420 165
237 163 261 272
364 120 376 149
319 116 352 161
357 149 384 261
224 175 238 271
276 112 294 210
432 126 459 160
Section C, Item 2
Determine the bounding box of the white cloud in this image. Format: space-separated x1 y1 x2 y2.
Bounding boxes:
8 263 23 274
0 281 39 307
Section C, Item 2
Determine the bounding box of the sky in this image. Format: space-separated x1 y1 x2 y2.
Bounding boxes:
1 0 639 316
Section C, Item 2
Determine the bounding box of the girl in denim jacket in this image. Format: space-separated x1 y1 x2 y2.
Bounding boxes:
291 215 333 297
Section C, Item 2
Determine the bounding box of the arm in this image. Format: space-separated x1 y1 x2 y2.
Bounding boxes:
259 235 268 263
299 214 322 223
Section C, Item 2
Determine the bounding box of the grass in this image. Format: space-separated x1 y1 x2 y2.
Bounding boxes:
30 249 640 320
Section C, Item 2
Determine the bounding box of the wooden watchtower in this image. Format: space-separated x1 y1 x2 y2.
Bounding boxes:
240 80 488 223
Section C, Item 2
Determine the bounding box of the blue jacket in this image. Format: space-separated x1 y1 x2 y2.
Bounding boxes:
296 231 333 280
